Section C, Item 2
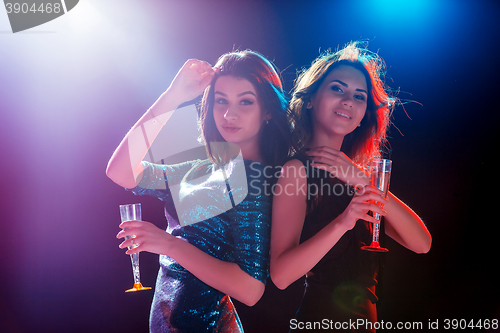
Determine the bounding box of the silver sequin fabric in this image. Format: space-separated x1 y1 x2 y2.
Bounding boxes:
129 158 273 332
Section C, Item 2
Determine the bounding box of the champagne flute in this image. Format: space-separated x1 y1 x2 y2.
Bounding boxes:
119 203 152 292
361 159 391 252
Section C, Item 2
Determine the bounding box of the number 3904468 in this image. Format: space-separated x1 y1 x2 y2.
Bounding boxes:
443 319 498 330
5 3 62 14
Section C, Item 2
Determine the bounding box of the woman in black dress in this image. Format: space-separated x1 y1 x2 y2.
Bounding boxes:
270 42 432 332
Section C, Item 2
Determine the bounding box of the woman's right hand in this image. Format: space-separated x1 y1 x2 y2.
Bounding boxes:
165 59 217 107
336 185 388 230
117 220 179 256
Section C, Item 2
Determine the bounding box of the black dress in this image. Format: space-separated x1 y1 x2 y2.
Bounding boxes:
292 158 382 332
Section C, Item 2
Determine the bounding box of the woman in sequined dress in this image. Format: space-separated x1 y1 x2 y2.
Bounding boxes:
270 42 432 332
106 50 293 332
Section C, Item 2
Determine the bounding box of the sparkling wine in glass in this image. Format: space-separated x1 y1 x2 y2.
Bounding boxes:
361 159 392 252
119 203 152 292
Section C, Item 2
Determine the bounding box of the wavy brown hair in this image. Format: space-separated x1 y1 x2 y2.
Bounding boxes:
291 41 395 170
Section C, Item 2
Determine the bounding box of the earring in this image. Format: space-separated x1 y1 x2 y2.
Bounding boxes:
266 120 269 125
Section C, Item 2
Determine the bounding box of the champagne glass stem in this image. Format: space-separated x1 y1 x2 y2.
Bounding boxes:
126 235 141 284
372 217 381 243
130 252 140 285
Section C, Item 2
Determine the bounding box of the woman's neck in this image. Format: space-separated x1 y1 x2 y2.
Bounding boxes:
240 147 264 163
307 130 344 150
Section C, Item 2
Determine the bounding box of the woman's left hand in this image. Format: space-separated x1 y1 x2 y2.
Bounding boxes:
117 221 172 255
306 146 369 188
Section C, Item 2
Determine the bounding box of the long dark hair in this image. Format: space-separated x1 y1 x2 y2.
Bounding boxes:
199 50 294 167
290 41 394 170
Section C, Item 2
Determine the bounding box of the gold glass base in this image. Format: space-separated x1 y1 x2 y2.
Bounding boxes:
125 283 152 292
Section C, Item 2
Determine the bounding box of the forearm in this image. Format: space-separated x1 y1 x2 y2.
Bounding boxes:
106 90 179 189
271 220 347 289
384 192 431 253
167 237 265 306
271 159 356 289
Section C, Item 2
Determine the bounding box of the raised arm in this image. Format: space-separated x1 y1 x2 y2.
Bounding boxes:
106 59 216 189
270 159 386 290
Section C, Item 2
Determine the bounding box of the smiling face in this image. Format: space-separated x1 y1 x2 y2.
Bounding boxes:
309 65 368 144
212 75 270 159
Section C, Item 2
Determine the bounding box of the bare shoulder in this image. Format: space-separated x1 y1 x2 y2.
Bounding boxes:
273 159 308 202
280 159 307 180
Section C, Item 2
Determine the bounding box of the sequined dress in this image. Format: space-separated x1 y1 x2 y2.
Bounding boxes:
129 158 272 332
293 157 381 332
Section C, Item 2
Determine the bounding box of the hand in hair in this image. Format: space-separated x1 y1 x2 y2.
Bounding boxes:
166 59 218 108
106 59 217 189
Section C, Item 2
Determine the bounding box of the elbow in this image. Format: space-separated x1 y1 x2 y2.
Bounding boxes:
238 282 265 307
105 162 116 182
242 294 262 307
106 160 120 184
273 280 290 291
270 267 292 291
420 236 432 254
414 234 432 254
106 161 136 189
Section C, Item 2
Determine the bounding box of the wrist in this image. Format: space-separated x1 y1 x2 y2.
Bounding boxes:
163 235 184 257
351 170 369 190
162 87 185 110
334 208 358 233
